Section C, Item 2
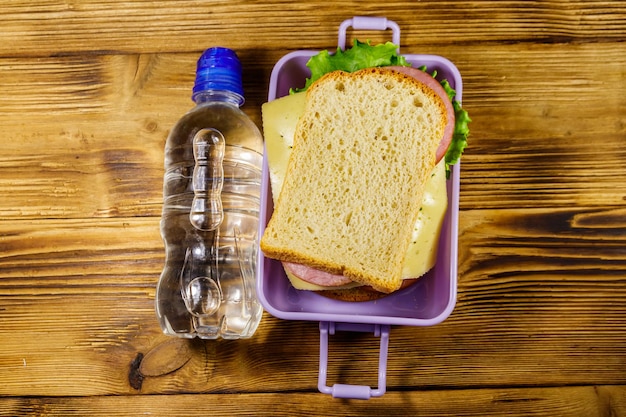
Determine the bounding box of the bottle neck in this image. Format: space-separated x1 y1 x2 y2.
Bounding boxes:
192 90 244 107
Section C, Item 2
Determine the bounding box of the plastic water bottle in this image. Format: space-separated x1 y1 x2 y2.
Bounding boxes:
156 47 264 339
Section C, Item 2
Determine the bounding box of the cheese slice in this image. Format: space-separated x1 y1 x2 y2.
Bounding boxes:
262 92 448 290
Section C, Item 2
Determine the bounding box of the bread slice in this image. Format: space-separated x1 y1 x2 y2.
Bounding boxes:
260 67 447 293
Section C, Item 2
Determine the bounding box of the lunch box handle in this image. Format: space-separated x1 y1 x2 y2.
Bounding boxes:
318 321 390 399
338 16 401 50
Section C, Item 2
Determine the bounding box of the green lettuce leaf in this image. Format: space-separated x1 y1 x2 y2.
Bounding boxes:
417 67 471 178
446 100 471 177
293 39 409 92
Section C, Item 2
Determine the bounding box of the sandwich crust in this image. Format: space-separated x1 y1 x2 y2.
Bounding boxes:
260 67 447 293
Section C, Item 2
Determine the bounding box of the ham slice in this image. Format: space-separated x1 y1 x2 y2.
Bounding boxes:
283 262 352 287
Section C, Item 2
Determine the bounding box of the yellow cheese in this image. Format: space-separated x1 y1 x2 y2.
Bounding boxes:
261 92 448 290
261 92 307 203
401 158 447 279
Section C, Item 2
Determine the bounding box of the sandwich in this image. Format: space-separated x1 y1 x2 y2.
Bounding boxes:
260 41 470 301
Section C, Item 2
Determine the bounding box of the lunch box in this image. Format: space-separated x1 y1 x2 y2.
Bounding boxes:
256 16 462 399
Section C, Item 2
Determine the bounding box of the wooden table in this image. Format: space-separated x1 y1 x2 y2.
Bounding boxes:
1 1 625 415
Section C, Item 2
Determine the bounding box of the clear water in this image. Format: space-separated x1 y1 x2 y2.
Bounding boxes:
156 98 264 339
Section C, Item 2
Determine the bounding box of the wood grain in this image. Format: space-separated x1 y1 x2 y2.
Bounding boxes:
0 42 623 219
0 386 625 416
0 0 625 415
0 208 624 396
0 1 625 57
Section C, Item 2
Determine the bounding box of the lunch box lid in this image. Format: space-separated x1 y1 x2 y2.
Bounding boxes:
255 16 463 399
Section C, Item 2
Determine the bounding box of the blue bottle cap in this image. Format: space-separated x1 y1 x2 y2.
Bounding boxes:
192 47 244 104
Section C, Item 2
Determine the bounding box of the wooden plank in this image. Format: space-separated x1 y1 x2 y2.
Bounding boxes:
0 42 623 220
1 290 624 395
0 1 624 56
0 0 623 414
0 386 625 416
456 42 626 209
0 208 624 396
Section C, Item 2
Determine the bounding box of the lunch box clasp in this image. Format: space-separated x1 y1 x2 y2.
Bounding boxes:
338 16 401 51
318 321 390 399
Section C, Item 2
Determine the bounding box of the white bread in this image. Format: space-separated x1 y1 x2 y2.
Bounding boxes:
260 67 447 293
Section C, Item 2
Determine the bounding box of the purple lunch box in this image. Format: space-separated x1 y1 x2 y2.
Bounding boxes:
255 16 462 400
